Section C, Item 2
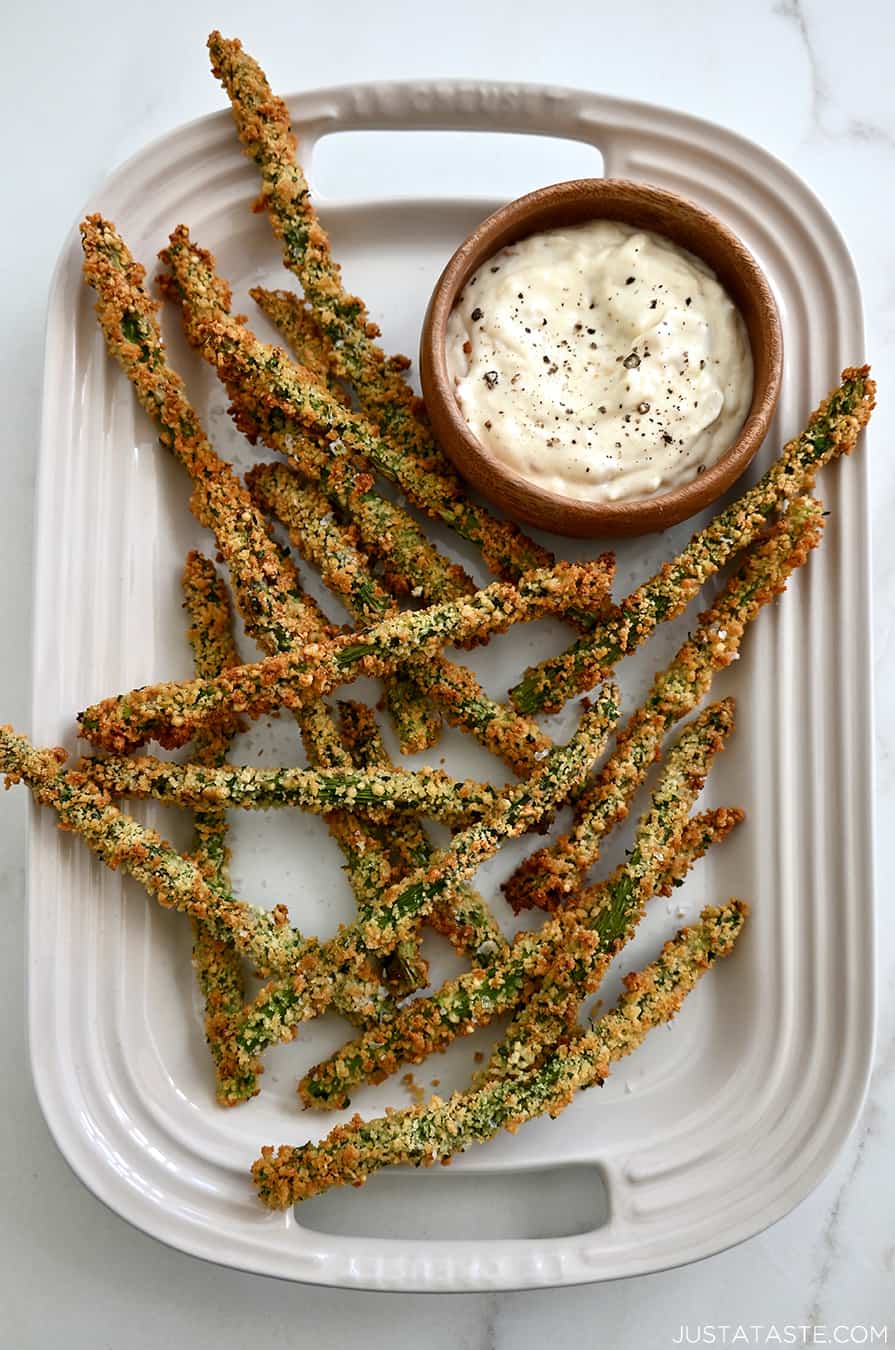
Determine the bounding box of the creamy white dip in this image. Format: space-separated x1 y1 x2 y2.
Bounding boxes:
446 220 753 503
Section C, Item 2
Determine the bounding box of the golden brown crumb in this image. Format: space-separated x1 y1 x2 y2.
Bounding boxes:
401 1072 426 1106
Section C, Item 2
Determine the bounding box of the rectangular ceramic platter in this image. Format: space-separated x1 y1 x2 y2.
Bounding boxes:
30 82 873 1291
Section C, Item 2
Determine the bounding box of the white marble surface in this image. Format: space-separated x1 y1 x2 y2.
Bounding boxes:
2 0 891 1343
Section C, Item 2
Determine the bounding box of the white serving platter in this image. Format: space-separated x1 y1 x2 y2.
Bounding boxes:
30 81 874 1291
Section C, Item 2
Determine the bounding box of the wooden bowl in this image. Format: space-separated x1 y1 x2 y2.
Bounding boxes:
420 179 782 538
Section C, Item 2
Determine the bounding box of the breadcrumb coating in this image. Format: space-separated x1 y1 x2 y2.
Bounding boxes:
245 463 397 627
161 226 474 608
208 694 618 1093
181 553 252 1099
183 550 245 685
80 216 417 933
208 30 554 584
511 368 875 715
251 286 350 406
253 900 748 1206
337 701 508 988
248 461 557 773
335 701 429 995
503 495 825 913
299 701 734 1109
78 560 615 755
81 753 508 827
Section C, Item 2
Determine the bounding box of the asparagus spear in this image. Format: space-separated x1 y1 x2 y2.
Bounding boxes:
207 30 554 583
183 550 247 690
248 461 555 773
254 900 748 1207
80 754 507 827
245 461 440 753
209 693 618 1101
80 214 332 654
504 494 824 913
77 559 615 755
337 700 509 981
245 462 392 617
243 461 428 756
336 700 429 995
511 367 875 715
298 700 733 1109
251 286 349 405
181 552 249 1098
479 805 743 1088
80 215 414 926
14 700 609 1106
0 728 322 978
332 694 615 954
160 227 474 608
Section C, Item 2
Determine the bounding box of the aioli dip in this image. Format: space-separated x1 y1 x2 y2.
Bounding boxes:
445 220 753 504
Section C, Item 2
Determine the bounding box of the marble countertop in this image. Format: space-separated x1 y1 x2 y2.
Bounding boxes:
2 1 891 1343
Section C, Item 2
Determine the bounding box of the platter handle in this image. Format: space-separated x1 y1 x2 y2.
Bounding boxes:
287 80 631 181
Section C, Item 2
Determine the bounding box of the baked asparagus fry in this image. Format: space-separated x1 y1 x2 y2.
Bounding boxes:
244 460 433 756
80 214 411 920
479 804 744 1088
181 552 248 1092
159 227 474 608
81 754 507 827
209 693 618 1100
243 462 440 753
80 214 333 654
298 700 733 1109
504 493 824 912
78 560 615 754
251 286 349 404
254 900 748 1207
324 694 614 953
511 366 875 715
336 700 429 995
249 287 446 759
246 464 395 626
199 308 548 591
208 30 554 583
337 700 509 974
183 550 246 692
0 728 320 978
384 681 442 760
1 727 458 1102
248 461 555 772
